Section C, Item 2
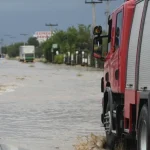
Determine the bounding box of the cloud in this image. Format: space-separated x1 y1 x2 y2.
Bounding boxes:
0 0 124 44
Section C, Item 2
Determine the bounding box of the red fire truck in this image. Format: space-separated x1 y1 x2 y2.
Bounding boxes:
93 0 150 149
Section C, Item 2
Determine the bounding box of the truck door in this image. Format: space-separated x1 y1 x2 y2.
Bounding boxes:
110 8 123 92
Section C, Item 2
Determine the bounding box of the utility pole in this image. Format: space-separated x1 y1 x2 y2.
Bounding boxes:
0 39 3 55
85 0 116 68
105 0 110 31
45 23 58 63
85 0 102 68
20 34 28 45
85 0 116 32
45 23 58 38
85 0 102 35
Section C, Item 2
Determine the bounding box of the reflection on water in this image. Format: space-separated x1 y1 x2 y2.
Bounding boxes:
0 60 104 150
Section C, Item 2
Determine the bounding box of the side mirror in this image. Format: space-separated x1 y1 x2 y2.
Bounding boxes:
92 26 105 61
93 36 104 59
93 26 102 35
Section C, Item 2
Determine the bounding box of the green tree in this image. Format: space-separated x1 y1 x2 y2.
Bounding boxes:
35 46 43 58
27 37 39 47
1 46 7 54
7 42 24 57
42 39 53 61
40 24 93 61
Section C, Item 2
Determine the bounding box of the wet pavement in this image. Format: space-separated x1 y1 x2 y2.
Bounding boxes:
0 59 105 150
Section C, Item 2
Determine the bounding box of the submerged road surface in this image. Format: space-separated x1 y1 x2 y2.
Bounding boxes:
0 59 104 150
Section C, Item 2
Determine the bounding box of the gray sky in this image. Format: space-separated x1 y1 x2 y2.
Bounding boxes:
0 0 124 45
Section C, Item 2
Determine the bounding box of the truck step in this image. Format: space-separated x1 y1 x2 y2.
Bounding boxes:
112 130 116 134
105 130 116 134
104 121 109 125
104 116 109 119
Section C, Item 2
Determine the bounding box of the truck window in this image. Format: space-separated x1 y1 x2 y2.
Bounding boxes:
115 11 123 50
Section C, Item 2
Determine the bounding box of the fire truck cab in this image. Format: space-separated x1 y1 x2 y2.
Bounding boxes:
93 0 150 149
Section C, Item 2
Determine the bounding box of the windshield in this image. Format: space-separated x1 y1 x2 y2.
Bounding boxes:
25 53 34 57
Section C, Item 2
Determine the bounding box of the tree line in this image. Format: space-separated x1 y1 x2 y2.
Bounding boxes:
2 24 107 67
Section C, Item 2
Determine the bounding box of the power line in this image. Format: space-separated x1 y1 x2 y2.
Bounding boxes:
20 34 28 45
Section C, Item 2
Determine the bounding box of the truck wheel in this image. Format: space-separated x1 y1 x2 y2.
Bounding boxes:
105 103 116 150
137 104 148 150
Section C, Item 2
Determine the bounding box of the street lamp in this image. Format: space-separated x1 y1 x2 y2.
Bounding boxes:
45 23 58 38
10 37 16 45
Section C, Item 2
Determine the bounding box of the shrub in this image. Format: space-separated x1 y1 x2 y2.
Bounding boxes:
54 54 64 64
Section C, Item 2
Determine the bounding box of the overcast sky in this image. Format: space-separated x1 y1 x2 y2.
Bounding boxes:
0 0 124 45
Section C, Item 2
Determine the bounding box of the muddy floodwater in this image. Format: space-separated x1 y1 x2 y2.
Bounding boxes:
0 59 105 150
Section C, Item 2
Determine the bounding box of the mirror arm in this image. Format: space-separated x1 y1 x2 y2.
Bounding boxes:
101 35 108 38
93 53 106 62
100 57 105 61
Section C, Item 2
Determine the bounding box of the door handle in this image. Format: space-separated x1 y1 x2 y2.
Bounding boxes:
126 84 133 88
141 87 147 91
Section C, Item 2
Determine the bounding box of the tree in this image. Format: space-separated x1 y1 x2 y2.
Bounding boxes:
39 24 93 61
35 46 43 58
7 42 24 57
27 37 39 47
1 46 7 54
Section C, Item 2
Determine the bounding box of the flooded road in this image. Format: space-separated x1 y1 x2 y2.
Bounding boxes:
0 59 104 150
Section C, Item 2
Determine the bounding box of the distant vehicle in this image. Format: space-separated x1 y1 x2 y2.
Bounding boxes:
19 45 35 62
0 54 5 59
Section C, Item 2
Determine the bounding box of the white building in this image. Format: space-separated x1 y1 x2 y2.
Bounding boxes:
33 31 53 44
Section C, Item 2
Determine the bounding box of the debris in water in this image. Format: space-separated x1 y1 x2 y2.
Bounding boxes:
16 77 25 80
0 84 16 94
73 133 106 150
0 85 6 92
77 73 83 77
55 147 59 149
114 141 125 150
29 64 35 67
1 75 7 77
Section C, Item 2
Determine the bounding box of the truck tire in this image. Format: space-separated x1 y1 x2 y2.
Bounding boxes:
105 103 116 150
137 104 148 150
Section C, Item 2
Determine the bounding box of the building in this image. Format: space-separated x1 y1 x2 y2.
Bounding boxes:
33 31 53 44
